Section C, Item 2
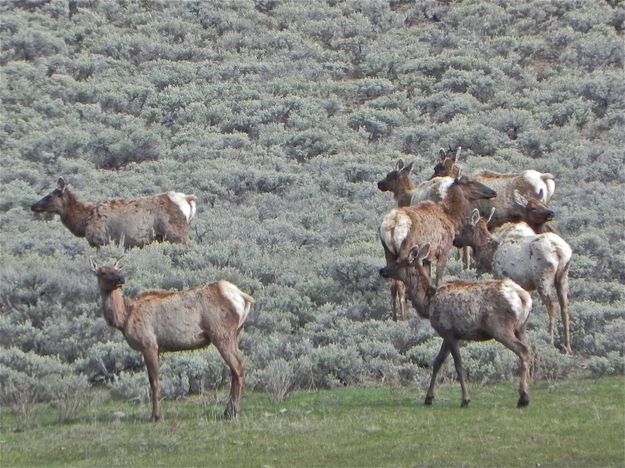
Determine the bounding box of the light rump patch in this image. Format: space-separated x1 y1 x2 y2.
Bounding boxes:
218 281 252 328
522 170 555 202
379 209 413 256
167 191 196 222
499 278 532 324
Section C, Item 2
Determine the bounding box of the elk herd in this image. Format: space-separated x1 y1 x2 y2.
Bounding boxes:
29 147 572 420
378 147 572 408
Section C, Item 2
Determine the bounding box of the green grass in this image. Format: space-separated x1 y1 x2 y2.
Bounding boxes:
1 377 623 467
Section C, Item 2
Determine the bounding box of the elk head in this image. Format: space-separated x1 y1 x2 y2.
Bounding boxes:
31 177 70 214
513 190 555 225
377 159 414 192
431 146 462 179
90 256 126 292
451 175 497 202
453 209 493 248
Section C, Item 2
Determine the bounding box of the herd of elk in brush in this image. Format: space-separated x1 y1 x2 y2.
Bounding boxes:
31 177 197 248
377 146 573 407
28 146 571 420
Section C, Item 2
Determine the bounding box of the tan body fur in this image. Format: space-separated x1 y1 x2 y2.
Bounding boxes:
32 178 197 248
380 244 532 408
92 259 254 421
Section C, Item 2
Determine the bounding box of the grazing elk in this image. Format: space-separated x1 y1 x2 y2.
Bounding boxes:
31 177 197 248
453 210 572 353
380 244 532 408
472 170 556 230
379 176 496 320
90 257 254 421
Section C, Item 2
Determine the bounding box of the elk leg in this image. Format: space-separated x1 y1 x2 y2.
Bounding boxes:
538 287 558 347
425 340 450 405
495 331 531 407
434 252 448 286
556 265 572 353
448 340 470 407
390 280 403 321
215 340 245 420
142 347 161 422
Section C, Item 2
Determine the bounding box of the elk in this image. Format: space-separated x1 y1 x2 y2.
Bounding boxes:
380 243 533 408
431 146 462 179
377 158 456 207
376 150 464 320
379 177 496 320
428 154 557 230
31 177 197 248
453 210 572 353
89 257 254 421
472 170 556 230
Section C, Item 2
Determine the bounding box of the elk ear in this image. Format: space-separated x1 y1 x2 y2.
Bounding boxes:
394 158 405 171
409 243 430 264
486 207 496 224
89 257 99 273
439 149 446 161
403 161 414 174
453 146 461 162
513 190 528 208
471 208 481 225
57 177 67 191
536 188 544 202
113 255 126 270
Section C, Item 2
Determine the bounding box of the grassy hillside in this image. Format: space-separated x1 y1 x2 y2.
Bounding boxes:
0 0 623 421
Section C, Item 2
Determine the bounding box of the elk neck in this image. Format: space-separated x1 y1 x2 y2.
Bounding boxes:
59 191 95 237
100 288 129 330
403 266 433 319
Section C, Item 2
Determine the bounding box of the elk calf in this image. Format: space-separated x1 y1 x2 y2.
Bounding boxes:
32 177 197 248
453 210 572 352
90 257 254 421
380 244 532 408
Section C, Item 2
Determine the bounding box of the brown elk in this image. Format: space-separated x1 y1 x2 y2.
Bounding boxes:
89 257 254 421
453 210 572 353
31 177 197 248
376 150 463 320
431 157 557 231
379 177 496 320
380 243 532 408
431 146 462 179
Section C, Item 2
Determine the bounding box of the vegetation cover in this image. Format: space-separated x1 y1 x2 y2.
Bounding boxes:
0 0 623 427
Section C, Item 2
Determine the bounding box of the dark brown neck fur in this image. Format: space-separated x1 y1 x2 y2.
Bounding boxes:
60 191 95 237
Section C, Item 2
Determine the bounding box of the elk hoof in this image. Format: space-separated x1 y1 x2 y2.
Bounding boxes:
517 394 530 408
424 396 434 406
461 399 471 408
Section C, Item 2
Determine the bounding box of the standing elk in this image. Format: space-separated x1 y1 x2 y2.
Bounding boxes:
31 177 197 248
379 176 496 320
380 243 533 408
90 257 254 421
376 149 463 320
453 210 572 353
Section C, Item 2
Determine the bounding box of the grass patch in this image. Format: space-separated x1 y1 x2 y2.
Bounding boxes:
0 377 623 467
